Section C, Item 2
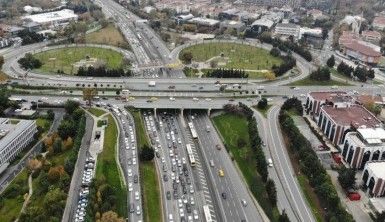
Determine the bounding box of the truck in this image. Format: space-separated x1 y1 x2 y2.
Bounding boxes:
148 81 156 87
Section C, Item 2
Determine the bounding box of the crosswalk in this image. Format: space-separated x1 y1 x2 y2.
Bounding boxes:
184 127 217 222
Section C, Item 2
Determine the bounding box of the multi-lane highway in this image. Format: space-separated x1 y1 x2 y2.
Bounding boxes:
192 113 269 222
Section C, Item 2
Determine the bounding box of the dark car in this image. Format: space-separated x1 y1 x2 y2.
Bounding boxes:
222 192 227 199
133 175 138 183
163 174 168 182
130 203 135 213
186 203 192 213
173 190 178 199
166 191 171 200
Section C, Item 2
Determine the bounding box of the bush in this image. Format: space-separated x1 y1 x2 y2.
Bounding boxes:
309 66 331 81
18 53 42 70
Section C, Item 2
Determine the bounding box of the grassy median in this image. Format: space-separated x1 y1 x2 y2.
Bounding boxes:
87 107 106 117
95 114 127 217
129 109 161 222
213 113 279 221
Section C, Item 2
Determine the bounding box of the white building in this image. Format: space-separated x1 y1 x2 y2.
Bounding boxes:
188 17 220 27
343 128 385 170
274 23 300 39
362 161 385 197
0 118 37 170
22 9 78 28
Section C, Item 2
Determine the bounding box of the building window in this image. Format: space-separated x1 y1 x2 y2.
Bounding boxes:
347 147 354 165
342 142 349 158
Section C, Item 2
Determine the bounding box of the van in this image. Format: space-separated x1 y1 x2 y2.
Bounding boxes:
268 158 273 167
209 160 214 167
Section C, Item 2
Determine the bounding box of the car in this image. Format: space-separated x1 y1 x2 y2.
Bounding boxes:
128 169 132 177
186 203 192 213
192 97 199 101
134 175 138 183
218 169 224 177
268 158 273 167
136 205 141 215
190 197 195 205
205 98 212 101
128 158 132 165
166 191 171 200
163 174 168 182
169 97 176 101
221 192 227 199
168 214 173 221
178 199 183 208
130 203 135 213
189 185 194 194
241 199 247 207
193 210 199 220
216 144 221 150
128 182 133 192
179 208 185 217
210 160 214 167
135 191 140 200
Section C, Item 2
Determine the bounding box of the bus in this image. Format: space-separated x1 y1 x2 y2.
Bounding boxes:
203 205 213 222
188 122 198 139
186 144 196 167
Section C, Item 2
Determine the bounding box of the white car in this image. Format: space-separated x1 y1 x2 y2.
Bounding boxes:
205 98 212 101
128 182 133 192
178 199 183 208
177 138 182 144
179 208 185 218
169 97 176 101
135 191 140 200
128 169 132 177
192 97 199 101
193 210 199 220
132 158 137 165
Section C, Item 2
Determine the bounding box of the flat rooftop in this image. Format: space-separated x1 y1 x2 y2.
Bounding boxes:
309 91 348 101
22 9 78 24
366 161 385 179
322 105 381 128
0 118 35 151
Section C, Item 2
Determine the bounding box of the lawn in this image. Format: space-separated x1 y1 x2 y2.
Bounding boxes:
87 107 106 117
212 113 279 221
86 24 129 49
287 76 352 86
33 47 125 75
140 162 161 222
130 109 150 148
180 43 282 70
298 175 324 222
95 114 127 217
36 117 51 136
0 170 29 222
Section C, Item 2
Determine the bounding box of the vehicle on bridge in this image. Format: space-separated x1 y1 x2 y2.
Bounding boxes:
203 205 213 222
188 122 198 139
186 144 196 167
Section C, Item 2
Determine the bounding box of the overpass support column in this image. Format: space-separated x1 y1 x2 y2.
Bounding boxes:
154 108 157 118
207 108 211 116
181 108 184 117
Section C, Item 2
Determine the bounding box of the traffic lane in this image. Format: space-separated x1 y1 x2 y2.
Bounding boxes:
267 106 315 222
194 115 249 221
253 110 298 222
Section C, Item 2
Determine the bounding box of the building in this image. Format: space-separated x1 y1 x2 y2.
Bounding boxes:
342 40 382 65
305 91 350 117
188 17 220 28
361 30 382 45
176 14 194 24
22 9 78 28
343 128 385 170
362 161 385 197
0 118 37 170
218 8 240 21
316 104 381 146
300 27 324 49
373 16 385 31
274 23 300 39
307 9 323 20
251 18 274 33
220 20 246 34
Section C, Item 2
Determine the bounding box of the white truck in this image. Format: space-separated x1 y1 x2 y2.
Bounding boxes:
148 81 156 87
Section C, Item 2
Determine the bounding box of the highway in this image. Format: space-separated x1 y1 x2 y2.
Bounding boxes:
192 113 269 222
113 105 143 222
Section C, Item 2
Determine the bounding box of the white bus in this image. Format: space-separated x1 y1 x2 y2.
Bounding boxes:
203 205 212 222
186 144 196 167
188 122 198 139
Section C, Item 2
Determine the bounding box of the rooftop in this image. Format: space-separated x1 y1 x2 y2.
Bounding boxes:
251 18 274 28
373 16 385 26
189 17 219 26
275 23 299 29
362 30 381 38
366 161 385 179
0 118 36 151
309 91 348 101
357 128 385 144
322 105 381 128
22 9 78 24
344 40 382 57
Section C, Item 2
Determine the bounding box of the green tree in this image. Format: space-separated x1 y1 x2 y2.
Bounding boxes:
326 55 335 68
57 120 76 139
0 87 10 115
266 179 277 205
139 145 155 161
338 167 356 190
43 188 67 218
257 98 268 109
180 52 193 64
0 55 4 69
82 88 98 107
47 110 55 121
53 138 63 154
376 211 385 222
19 206 45 222
278 210 290 222
64 100 80 115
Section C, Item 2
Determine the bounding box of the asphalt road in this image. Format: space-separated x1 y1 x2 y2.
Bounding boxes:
266 106 315 222
0 109 64 194
192 113 269 222
63 114 94 222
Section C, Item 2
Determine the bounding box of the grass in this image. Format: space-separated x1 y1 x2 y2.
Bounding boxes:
212 113 279 221
298 175 324 222
95 114 127 217
254 105 272 118
140 161 161 222
34 47 125 75
0 170 29 222
129 108 161 222
88 107 106 117
36 117 51 137
287 76 352 86
180 43 282 70
85 24 129 49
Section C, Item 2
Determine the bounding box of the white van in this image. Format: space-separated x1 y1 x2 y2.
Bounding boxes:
268 158 273 167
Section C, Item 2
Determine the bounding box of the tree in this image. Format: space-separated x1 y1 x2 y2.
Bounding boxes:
58 120 76 140
116 90 120 96
47 110 55 121
309 67 331 81
270 47 281 57
278 210 290 222
83 88 98 106
64 100 80 115
237 138 246 148
327 55 335 68
180 52 193 64
257 98 268 109
0 55 4 69
338 167 356 190
264 72 276 80
266 179 277 205
27 159 42 172
63 137 73 150
43 188 67 218
19 206 45 222
48 167 62 183
17 53 42 69
53 138 63 154
139 145 155 161
100 211 124 222
0 87 10 115
375 211 385 222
